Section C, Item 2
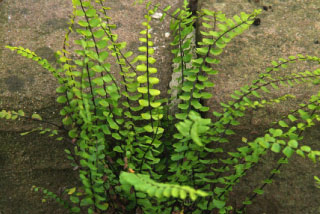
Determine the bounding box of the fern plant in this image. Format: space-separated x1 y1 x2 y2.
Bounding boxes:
3 0 320 213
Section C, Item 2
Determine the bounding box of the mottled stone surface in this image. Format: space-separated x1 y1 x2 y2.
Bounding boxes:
0 0 74 213
103 0 183 98
198 0 320 213
199 0 320 124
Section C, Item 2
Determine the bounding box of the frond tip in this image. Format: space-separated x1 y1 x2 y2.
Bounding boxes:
120 172 209 201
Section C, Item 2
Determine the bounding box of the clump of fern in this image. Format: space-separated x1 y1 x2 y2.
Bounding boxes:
3 0 320 213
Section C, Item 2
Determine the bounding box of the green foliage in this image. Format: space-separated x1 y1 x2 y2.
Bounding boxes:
120 172 208 201
4 0 320 213
31 185 72 209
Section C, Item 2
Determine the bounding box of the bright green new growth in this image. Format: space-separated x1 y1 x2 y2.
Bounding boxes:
3 0 320 213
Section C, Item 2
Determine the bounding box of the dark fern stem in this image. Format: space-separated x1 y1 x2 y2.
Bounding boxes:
188 0 199 30
188 0 209 119
188 0 198 19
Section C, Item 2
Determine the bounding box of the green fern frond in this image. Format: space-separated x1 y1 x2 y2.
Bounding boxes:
31 185 72 210
120 171 208 201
